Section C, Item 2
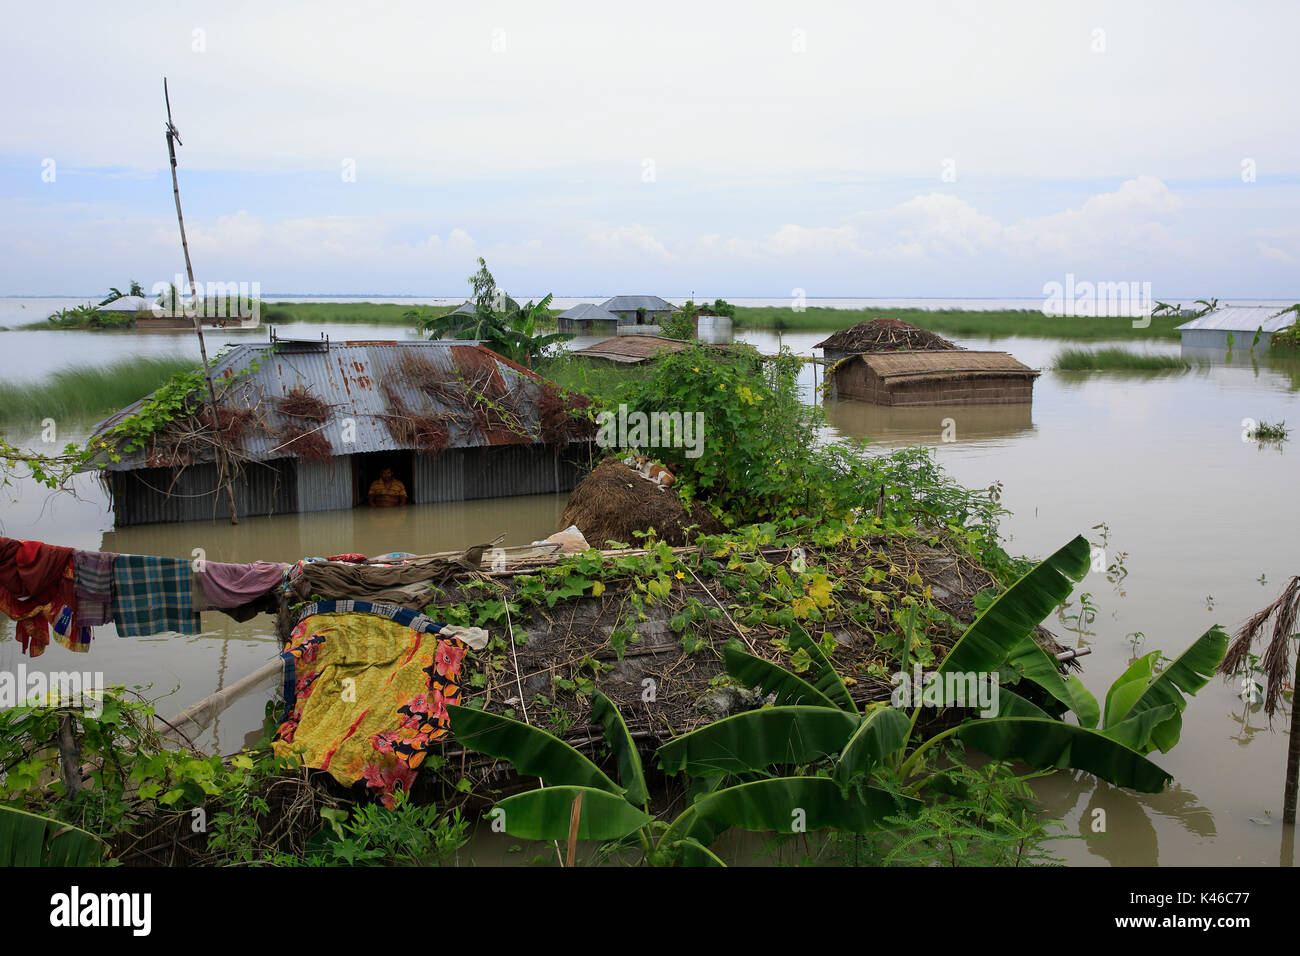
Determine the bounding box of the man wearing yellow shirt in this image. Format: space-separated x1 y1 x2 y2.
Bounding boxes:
367 467 408 507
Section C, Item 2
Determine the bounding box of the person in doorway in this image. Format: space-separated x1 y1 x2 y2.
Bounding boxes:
367 467 408 507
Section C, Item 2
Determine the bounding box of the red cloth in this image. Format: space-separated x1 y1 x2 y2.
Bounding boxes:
325 553 369 564
0 537 77 657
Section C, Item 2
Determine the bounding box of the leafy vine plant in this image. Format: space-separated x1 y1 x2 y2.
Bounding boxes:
0 347 270 491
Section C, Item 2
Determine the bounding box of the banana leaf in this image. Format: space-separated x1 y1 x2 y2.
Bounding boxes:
1004 634 1099 727
938 535 1090 679
832 705 909 785
674 838 727 867
788 623 857 713
956 716 1172 793
0 806 105 867
995 687 1052 719
1103 626 1228 753
693 776 920 834
491 786 651 841
723 643 839 710
590 692 649 808
446 704 623 795
656 705 859 776
1101 703 1180 751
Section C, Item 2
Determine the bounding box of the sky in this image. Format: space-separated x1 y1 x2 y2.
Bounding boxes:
2 0 1298 300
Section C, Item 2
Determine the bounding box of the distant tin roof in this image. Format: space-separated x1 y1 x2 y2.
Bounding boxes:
95 296 156 312
855 350 1039 382
556 303 620 322
599 295 677 313
1174 306 1295 333
89 340 558 471
570 336 694 364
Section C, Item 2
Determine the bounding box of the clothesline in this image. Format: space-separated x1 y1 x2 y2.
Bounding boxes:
0 535 292 658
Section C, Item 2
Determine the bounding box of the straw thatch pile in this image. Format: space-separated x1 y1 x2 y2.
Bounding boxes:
815 317 961 353
559 458 722 547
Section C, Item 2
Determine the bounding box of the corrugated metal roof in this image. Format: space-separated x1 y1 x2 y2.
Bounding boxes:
556 303 620 321
91 340 552 472
1175 306 1295 333
599 295 677 313
571 336 694 364
96 296 155 312
858 350 1039 380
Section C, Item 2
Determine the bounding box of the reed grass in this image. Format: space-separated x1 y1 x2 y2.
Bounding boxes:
730 306 1186 340
0 355 198 428
1053 347 1194 371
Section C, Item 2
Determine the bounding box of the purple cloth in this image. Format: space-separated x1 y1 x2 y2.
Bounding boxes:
73 549 116 627
196 561 288 610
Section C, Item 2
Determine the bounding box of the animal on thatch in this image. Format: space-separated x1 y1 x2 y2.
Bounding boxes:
559 458 720 547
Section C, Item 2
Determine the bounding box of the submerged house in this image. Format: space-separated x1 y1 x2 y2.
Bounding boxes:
817 318 1038 405
1174 305 1296 350
599 295 677 326
556 302 621 334
89 339 594 527
827 351 1039 405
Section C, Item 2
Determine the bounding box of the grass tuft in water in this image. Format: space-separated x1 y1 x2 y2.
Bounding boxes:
0 355 199 428
1251 420 1289 441
1053 347 1193 371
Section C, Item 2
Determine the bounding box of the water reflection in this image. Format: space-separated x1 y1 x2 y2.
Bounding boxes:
825 400 1034 447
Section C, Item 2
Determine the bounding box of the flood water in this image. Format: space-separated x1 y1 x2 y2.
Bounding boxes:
1 317 1297 867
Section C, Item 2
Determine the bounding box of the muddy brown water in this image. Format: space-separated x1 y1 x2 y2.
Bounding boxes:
1 322 1297 866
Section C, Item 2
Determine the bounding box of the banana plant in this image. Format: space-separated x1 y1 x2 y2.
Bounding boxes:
658 536 1228 823
0 806 107 866
447 690 915 866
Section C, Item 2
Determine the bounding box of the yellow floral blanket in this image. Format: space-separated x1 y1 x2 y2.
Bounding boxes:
272 601 471 804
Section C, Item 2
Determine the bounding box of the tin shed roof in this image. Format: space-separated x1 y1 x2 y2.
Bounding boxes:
90 340 556 471
557 303 620 322
1174 306 1295 333
599 295 677 313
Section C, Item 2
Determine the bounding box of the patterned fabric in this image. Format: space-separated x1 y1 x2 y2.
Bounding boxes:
110 554 201 637
74 549 116 629
271 605 471 806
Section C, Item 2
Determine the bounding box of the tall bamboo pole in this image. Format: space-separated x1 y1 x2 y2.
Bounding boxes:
164 78 238 524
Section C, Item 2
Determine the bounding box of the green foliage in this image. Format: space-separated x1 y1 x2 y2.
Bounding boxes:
1053 347 1196 372
306 790 468 866
0 355 200 429
0 806 107 866
1269 308 1300 350
728 305 1187 340
416 293 572 367
0 687 285 844
834 757 1071 866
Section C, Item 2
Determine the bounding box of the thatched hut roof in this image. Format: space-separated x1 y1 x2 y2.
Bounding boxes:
815 318 960 353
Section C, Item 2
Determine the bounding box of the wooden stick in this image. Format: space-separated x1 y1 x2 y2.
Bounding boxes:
566 790 583 868
164 77 239 525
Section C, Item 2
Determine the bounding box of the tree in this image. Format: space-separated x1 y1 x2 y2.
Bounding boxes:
469 257 497 311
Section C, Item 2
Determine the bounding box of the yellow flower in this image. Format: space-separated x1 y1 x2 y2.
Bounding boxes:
675 570 685 579
718 383 726 390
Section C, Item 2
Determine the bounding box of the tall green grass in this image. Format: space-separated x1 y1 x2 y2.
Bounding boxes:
0 356 198 428
1053 347 1194 371
731 306 1185 340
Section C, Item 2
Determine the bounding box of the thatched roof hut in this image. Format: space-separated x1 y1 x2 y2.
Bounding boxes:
829 350 1040 406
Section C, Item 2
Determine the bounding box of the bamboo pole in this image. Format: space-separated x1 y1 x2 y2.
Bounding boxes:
1284 696 1298 825
164 78 239 525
